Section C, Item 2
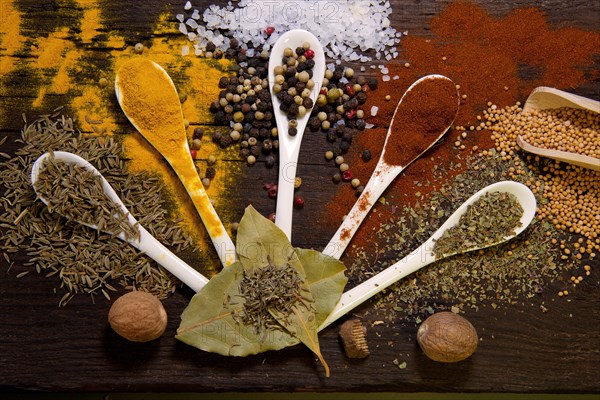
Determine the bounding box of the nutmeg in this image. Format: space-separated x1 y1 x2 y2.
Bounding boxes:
339 319 369 358
417 311 478 362
108 291 167 342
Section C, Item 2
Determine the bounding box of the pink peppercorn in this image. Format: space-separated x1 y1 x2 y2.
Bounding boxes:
268 212 276 222
265 27 275 35
190 149 197 159
268 186 278 199
342 170 353 181
304 49 315 59
345 84 355 96
345 109 357 119
294 195 305 208
320 87 328 95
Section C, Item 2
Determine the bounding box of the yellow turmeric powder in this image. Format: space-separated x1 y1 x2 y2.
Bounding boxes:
116 58 236 267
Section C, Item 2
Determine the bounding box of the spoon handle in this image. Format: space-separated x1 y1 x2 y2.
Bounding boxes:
170 159 237 267
517 136 600 171
323 163 404 259
274 157 298 240
134 225 209 292
319 240 435 330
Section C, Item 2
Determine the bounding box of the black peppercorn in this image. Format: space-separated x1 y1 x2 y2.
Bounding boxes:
225 48 237 58
287 104 299 118
209 101 221 113
284 67 296 78
239 148 250 158
193 127 204 139
362 149 372 162
302 97 313 109
265 154 276 168
218 77 229 89
356 119 367 130
332 173 341 183
206 42 216 52
250 145 262 157
262 139 273 152
305 59 315 69
205 167 216 179
289 127 298 136
342 131 353 143
258 90 271 102
307 117 320 131
326 131 337 143
367 77 378 90
339 141 350 154
212 131 222 142
219 136 232 148
356 92 367 105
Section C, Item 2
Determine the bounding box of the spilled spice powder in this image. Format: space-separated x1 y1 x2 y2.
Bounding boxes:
322 2 600 249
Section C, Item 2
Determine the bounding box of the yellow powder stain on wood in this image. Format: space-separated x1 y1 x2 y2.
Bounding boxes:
0 1 25 75
70 86 119 134
34 29 72 69
80 8 102 43
123 130 205 248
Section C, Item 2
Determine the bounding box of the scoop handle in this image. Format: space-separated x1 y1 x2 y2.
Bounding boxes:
169 158 237 267
319 240 435 330
133 226 209 292
323 162 404 259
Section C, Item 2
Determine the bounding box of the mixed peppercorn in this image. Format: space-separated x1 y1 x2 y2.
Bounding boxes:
198 37 375 201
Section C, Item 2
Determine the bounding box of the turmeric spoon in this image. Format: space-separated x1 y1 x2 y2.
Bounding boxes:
319 181 536 330
269 29 326 241
323 75 460 259
31 151 209 292
115 59 236 267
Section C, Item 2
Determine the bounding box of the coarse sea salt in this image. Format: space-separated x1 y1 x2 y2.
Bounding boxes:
178 0 402 62
371 106 379 116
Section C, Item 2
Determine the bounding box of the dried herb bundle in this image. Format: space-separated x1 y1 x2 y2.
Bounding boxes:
433 191 523 257
34 155 140 241
177 206 348 377
0 113 197 304
238 258 313 336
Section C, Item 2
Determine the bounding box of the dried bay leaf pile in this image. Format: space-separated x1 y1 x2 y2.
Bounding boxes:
176 206 348 377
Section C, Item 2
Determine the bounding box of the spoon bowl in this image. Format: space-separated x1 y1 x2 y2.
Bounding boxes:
115 59 236 266
268 29 326 240
324 75 460 259
518 86 600 171
319 181 537 330
31 151 209 292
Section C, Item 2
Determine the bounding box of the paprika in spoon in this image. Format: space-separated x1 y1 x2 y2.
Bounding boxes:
324 75 460 259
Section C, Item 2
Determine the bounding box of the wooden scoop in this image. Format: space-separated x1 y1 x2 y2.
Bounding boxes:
115 58 236 267
518 86 600 171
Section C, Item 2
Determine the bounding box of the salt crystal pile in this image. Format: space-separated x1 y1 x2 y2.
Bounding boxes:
177 0 402 62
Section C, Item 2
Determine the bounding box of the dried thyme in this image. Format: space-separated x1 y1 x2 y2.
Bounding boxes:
0 113 198 304
34 155 141 242
433 191 523 257
237 259 313 336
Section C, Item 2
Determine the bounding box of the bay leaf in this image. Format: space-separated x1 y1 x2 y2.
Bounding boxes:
295 248 347 326
236 205 301 274
176 261 299 356
176 206 348 377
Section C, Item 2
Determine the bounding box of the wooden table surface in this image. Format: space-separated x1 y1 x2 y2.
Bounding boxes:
1 0 599 394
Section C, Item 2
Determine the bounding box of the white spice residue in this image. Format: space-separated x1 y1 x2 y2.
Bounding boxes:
371 106 379 117
178 0 403 62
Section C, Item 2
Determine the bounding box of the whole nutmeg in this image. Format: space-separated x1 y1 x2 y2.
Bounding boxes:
108 291 167 342
417 311 478 362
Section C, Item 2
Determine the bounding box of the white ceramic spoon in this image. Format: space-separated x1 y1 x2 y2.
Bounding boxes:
318 181 536 330
324 75 460 259
115 59 236 267
518 86 600 171
269 29 326 241
31 151 209 292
